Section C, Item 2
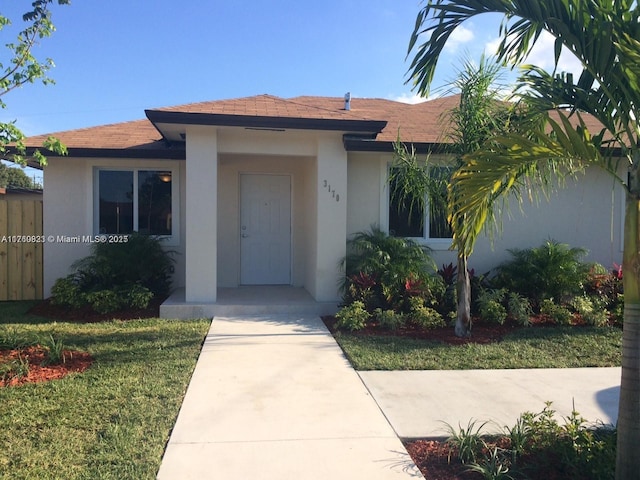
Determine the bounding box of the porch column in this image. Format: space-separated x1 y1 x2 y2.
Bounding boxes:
185 126 218 302
313 135 348 301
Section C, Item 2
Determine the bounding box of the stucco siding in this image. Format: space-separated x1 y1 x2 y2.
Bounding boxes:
42 156 185 297
468 166 624 273
347 153 382 237
345 155 624 275
43 157 92 295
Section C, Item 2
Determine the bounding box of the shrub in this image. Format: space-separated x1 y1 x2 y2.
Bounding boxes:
408 296 445 329
507 292 532 327
611 294 624 326
342 226 437 310
477 289 508 325
374 308 405 331
124 283 154 309
540 299 573 325
50 275 85 308
335 301 369 332
571 296 609 327
84 289 123 314
495 240 590 305
72 232 174 296
51 233 173 314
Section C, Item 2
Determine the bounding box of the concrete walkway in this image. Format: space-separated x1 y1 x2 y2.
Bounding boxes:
157 314 621 479
157 315 423 480
360 368 620 439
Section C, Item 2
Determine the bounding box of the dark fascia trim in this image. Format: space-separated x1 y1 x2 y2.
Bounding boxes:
344 137 626 159
343 136 454 155
21 146 186 162
145 109 387 134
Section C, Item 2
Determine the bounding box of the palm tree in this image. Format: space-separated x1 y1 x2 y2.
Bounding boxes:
391 55 511 336
406 1 639 478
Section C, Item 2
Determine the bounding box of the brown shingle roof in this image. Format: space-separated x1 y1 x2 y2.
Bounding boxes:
24 94 459 157
155 94 369 121
24 119 165 151
26 93 609 158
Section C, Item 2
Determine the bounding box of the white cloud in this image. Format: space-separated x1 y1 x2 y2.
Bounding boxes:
444 24 475 52
390 93 429 104
485 31 583 78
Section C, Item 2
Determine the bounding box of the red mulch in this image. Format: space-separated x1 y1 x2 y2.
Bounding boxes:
405 440 478 480
1 297 163 388
0 345 93 387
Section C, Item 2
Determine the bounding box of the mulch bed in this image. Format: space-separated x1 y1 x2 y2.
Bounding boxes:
0 345 93 387
1 296 164 388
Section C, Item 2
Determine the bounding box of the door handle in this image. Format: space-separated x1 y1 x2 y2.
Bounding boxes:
241 233 249 238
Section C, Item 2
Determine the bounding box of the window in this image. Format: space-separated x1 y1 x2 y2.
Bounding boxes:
96 168 176 238
388 166 453 240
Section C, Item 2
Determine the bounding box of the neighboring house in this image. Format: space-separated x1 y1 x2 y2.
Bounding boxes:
0 186 43 202
21 94 624 317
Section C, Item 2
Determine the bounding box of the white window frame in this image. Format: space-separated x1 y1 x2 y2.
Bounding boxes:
380 159 453 250
93 166 180 246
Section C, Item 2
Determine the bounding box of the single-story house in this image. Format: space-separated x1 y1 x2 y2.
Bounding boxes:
22 94 624 317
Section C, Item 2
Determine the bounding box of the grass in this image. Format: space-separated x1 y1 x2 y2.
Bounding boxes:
334 326 622 370
0 301 210 480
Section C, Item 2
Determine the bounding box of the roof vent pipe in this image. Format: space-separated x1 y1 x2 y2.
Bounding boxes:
344 92 351 111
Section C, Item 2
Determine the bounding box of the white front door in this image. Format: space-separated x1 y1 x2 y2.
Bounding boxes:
240 174 292 285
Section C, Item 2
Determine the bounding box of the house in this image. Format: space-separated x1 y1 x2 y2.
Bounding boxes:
21 94 624 317
0 186 43 201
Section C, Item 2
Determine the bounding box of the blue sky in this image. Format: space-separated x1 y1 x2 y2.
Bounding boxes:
1 1 581 180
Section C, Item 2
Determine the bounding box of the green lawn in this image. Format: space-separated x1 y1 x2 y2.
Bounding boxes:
334 326 622 370
0 301 210 480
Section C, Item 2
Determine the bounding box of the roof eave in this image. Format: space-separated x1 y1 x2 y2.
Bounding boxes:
145 109 387 135
343 136 453 154
18 146 186 165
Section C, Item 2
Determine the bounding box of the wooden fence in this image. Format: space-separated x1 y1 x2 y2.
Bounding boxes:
0 199 43 300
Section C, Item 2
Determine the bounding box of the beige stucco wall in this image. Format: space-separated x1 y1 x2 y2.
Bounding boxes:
469 167 624 273
42 156 185 296
346 150 625 274
43 130 623 304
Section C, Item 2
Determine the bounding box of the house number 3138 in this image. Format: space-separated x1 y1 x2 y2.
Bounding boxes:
322 180 340 202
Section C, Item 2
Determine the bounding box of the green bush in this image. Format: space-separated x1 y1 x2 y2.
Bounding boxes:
477 289 508 325
51 233 173 314
342 226 438 311
540 299 573 325
443 404 616 479
84 289 123 314
408 296 445 329
124 283 155 309
507 292 533 327
495 240 590 305
50 275 85 308
335 301 369 332
72 232 174 296
571 296 609 327
374 308 405 331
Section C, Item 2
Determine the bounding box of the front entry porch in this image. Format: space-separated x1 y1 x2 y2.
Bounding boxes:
160 286 339 319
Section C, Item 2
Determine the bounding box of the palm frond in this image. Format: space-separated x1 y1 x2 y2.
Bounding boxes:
448 109 609 256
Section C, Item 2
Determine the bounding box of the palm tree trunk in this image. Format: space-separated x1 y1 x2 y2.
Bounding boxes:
455 253 471 337
616 164 640 480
